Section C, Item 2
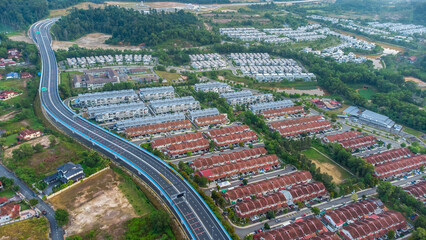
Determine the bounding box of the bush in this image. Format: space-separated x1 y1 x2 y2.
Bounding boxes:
29 198 39 206
55 209 69 226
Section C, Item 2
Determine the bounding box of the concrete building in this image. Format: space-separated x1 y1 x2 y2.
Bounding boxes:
221 91 273 106
149 96 201 114
115 112 185 130
359 110 396 130
73 68 120 90
250 100 294 114
74 90 139 107
139 86 174 100
188 108 220 121
194 82 232 93
87 102 149 122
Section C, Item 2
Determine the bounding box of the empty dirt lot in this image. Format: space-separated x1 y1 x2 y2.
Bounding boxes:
52 33 140 51
48 168 138 238
4 135 51 159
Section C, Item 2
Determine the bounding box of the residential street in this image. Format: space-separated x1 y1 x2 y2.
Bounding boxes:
0 163 64 240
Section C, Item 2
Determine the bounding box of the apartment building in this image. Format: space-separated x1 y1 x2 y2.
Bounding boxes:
190 147 268 171
139 86 174 100
261 105 305 120
254 217 327 240
197 154 280 181
87 102 149 122
224 171 312 203
374 155 426 179
323 198 385 230
322 130 362 143
194 82 232 93
149 96 201 114
364 148 412 166
74 90 139 107
250 100 294 114
340 211 407 240
124 119 192 138
151 132 204 150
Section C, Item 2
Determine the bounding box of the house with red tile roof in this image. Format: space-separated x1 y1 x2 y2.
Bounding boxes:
261 105 305 120
403 181 426 205
151 132 204 150
206 125 251 139
364 148 412 166
213 131 258 148
0 197 8 206
235 191 289 218
339 135 377 150
17 129 42 141
124 120 192 138
340 211 407 240
165 139 210 158
373 155 426 179
311 232 340 240
276 121 332 138
322 131 362 143
20 72 33 79
0 202 20 223
0 90 20 100
194 113 228 127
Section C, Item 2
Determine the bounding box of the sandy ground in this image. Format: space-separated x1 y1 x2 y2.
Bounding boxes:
273 87 325 96
48 169 137 238
404 76 425 85
8 32 33 44
49 2 105 18
0 111 19 121
52 33 140 51
4 135 51 158
310 158 344 184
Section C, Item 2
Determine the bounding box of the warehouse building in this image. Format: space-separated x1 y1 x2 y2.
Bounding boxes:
139 86 174 100
364 148 412 166
87 102 149 122
254 217 327 240
261 105 305 120
149 96 201 114
115 112 185 130
151 132 204 150
250 100 294 114
224 171 312 203
359 110 396 130
197 154 280 181
190 147 267 171
403 181 426 205
74 89 139 107
323 198 385 230
340 211 407 240
374 155 426 179
124 119 192 138
194 82 232 93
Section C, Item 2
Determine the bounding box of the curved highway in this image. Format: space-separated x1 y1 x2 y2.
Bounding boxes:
30 19 231 240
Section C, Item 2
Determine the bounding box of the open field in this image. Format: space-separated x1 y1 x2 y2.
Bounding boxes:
0 189 15 198
155 70 180 81
302 148 351 184
404 76 425 86
8 31 33 44
357 88 375 100
49 2 105 18
52 33 140 51
48 168 148 238
403 127 425 139
264 87 326 96
0 218 49 240
4 135 51 158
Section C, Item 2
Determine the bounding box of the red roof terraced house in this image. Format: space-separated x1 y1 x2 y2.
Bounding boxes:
224 171 312 203
197 154 280 181
0 202 20 223
151 132 204 150
206 125 251 139
322 130 362 143
235 191 289 218
323 198 384 230
124 120 192 138
339 135 377 150
190 147 267 171
20 72 33 79
363 148 412 166
0 181 3 190
403 181 426 204
254 217 328 240
261 105 305 120
165 139 210 158
213 131 258 148
340 210 407 240
194 113 228 127
310 232 341 240
285 182 327 204
17 129 42 141
0 197 8 206
373 154 426 179
276 121 332 138
269 115 324 129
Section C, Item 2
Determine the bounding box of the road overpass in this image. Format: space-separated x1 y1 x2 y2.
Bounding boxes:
30 19 231 240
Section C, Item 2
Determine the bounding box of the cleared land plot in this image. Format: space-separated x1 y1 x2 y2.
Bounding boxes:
404 76 425 85
155 70 180 81
48 168 151 238
302 148 351 184
0 218 49 240
52 33 140 51
4 135 51 158
49 2 105 18
8 32 33 44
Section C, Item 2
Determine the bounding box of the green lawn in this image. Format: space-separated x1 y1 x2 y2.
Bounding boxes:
4 133 18 146
358 88 376 100
403 127 425 138
155 70 180 81
0 189 16 198
302 148 330 163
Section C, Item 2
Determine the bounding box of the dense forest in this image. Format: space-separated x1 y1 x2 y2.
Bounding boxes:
51 7 220 47
0 0 48 30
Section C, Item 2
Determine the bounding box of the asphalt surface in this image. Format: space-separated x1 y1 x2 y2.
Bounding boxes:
0 164 64 240
30 19 231 240
234 172 426 236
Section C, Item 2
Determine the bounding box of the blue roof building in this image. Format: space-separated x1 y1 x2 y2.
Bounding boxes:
5 72 19 79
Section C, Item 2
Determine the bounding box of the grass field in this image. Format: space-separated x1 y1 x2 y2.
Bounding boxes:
4 133 18 146
0 189 15 198
155 70 180 81
0 218 49 240
358 88 376 100
302 147 352 184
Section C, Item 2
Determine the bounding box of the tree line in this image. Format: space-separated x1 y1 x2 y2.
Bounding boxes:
0 0 48 30
51 7 220 47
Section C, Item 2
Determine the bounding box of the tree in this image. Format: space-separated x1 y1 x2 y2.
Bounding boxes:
387 143 392 149
264 222 270 230
311 207 320 215
12 185 19 192
242 179 248 185
266 211 275 219
351 192 358 202
29 198 39 206
55 209 69 226
33 143 44 153
296 201 304 209
49 135 57 147
186 151 192 156
387 230 395 240
238 142 244 147
401 142 406 147
411 227 426 240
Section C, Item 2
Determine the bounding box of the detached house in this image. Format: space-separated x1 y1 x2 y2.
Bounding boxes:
44 162 85 185
17 129 42 141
